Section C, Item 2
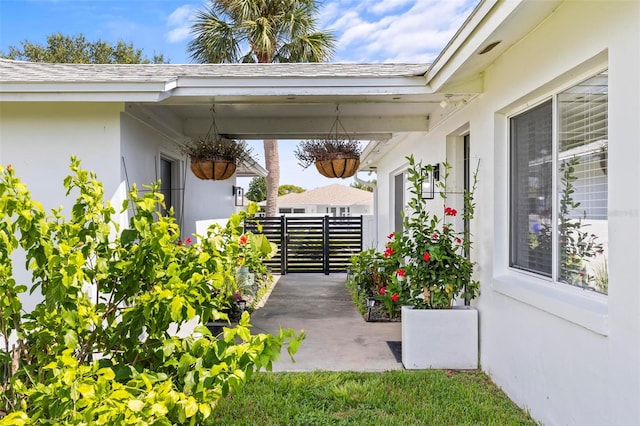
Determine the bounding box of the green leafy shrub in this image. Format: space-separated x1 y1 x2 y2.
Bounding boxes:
0 158 302 424
346 248 398 317
388 155 480 309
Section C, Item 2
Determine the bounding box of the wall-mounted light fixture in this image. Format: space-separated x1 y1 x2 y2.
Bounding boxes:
440 94 470 109
233 186 244 206
421 163 440 199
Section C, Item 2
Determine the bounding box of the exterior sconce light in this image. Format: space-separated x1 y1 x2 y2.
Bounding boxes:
233 185 244 206
420 163 439 199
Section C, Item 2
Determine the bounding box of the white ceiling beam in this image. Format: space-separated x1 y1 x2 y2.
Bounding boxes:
183 116 429 140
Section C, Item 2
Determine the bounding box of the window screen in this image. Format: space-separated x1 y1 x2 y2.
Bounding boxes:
510 100 553 276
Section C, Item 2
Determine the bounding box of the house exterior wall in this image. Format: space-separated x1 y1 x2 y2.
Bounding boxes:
276 203 372 216
373 2 639 425
0 102 124 311
120 113 237 239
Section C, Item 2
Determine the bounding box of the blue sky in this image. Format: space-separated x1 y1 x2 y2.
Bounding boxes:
0 0 477 189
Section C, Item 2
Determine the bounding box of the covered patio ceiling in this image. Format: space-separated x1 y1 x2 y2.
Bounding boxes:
0 0 563 174
120 63 473 143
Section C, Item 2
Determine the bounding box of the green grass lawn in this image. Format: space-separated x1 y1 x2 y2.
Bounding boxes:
213 370 536 425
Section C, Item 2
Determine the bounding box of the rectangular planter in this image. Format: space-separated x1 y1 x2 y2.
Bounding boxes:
401 305 478 370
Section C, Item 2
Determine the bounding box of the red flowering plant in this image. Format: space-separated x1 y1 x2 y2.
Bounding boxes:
375 267 409 318
388 155 480 309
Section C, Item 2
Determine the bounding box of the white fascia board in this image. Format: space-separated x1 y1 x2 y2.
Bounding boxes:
173 76 431 97
425 0 501 84
426 0 563 91
238 157 268 177
0 92 168 102
0 80 176 102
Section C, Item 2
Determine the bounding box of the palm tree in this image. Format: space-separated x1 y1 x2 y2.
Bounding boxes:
188 0 336 217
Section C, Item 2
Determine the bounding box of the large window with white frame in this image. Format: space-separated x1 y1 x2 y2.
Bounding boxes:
509 70 608 294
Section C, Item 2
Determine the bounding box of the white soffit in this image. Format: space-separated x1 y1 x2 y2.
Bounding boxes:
426 0 563 92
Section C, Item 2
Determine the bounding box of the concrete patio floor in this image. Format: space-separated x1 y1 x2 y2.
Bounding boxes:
250 273 403 372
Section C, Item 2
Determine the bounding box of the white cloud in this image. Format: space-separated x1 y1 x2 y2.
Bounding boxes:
322 0 478 63
166 4 198 43
368 0 414 15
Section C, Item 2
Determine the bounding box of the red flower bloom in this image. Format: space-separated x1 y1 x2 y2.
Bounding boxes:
185 237 192 244
383 247 394 258
432 232 439 240
423 252 430 261
443 227 449 233
380 287 386 295
455 237 462 244
387 233 394 239
444 207 458 216
391 293 399 302
239 235 248 245
397 268 406 277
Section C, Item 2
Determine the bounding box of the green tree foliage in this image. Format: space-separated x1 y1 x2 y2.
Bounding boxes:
187 0 336 217
246 177 267 202
246 177 305 202
350 181 375 192
278 184 305 196
0 159 302 424
2 33 166 64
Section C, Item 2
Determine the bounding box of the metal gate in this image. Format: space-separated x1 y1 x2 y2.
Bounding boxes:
244 215 363 274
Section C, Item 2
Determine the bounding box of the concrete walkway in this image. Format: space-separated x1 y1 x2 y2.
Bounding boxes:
250 273 403 372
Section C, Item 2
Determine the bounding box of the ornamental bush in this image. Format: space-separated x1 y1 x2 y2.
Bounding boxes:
388 155 480 309
0 158 302 424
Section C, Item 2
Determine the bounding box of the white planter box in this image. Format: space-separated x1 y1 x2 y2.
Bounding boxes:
401 305 478 369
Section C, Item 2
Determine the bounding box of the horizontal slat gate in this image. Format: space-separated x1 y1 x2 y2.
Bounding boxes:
327 216 363 272
246 215 362 274
244 217 284 274
286 217 325 273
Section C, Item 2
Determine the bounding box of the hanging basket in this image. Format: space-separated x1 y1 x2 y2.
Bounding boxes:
190 157 236 180
315 155 360 178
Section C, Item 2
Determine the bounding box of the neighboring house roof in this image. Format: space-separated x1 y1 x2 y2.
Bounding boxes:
259 184 373 207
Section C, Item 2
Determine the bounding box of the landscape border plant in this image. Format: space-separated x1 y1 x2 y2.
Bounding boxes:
0 158 302 424
387 155 480 309
348 155 480 314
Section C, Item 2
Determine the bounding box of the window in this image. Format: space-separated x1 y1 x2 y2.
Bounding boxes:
510 70 608 294
394 173 405 233
327 207 350 217
279 208 292 214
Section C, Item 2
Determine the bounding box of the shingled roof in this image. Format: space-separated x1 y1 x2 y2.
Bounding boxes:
269 183 373 206
0 59 429 83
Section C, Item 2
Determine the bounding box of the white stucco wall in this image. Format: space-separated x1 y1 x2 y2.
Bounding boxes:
120 113 238 239
0 102 124 312
373 2 639 425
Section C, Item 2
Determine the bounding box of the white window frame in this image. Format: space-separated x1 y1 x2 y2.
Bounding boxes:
157 152 184 229
494 65 609 336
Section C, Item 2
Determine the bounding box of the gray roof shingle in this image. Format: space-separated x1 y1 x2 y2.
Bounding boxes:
0 59 429 83
269 183 373 206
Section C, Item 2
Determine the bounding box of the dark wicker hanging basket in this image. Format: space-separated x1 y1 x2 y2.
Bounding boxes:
315 155 360 178
190 157 236 180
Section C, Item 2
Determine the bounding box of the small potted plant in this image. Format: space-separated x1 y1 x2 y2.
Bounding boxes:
181 136 254 180
294 138 362 178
